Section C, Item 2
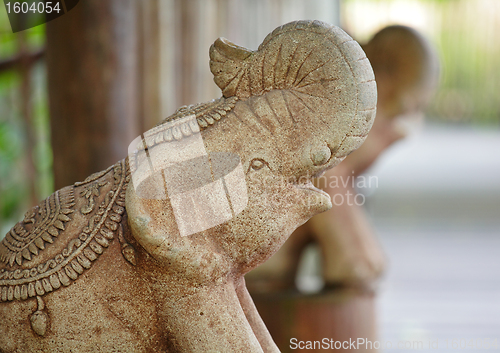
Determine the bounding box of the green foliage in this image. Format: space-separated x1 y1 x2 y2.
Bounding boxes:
0 9 52 237
428 3 500 126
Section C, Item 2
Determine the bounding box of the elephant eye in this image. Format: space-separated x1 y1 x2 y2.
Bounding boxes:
249 158 267 171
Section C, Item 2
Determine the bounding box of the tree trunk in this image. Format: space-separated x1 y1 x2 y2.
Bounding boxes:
46 0 140 189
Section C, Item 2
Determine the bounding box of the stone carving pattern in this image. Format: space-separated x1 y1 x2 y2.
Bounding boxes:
0 159 130 303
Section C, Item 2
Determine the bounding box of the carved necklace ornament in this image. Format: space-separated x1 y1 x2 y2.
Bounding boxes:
0 159 131 335
80 180 109 215
132 96 240 155
0 189 75 268
162 96 239 129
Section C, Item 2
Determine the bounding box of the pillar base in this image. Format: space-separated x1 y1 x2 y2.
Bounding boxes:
252 287 377 352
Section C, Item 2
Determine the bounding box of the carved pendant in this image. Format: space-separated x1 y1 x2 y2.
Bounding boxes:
117 223 137 266
30 296 48 336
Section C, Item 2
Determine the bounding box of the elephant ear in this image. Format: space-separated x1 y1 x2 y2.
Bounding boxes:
208 21 377 160
209 37 254 98
254 20 377 154
209 20 376 120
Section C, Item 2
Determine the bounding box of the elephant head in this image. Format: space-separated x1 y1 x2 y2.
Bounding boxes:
126 20 377 286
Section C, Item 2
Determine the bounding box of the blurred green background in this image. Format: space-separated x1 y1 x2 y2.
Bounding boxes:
343 0 500 126
0 8 51 236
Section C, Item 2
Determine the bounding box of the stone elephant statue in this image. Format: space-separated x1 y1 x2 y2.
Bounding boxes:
0 20 376 352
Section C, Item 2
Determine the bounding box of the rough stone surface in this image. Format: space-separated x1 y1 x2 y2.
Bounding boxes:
246 25 439 292
0 20 376 352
